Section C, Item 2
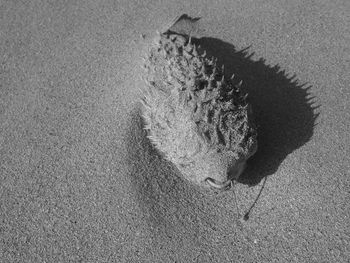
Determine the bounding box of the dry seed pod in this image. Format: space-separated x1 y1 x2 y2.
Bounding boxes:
140 16 257 190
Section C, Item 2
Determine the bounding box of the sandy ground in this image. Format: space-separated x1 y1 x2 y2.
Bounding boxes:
1 0 349 262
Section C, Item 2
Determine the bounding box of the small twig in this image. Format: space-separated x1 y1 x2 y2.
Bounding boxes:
243 177 267 221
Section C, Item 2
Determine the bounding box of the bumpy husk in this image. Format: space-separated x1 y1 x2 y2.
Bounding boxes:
141 32 257 189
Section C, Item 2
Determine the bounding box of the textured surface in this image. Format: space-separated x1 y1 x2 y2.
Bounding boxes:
141 31 257 187
1 0 349 262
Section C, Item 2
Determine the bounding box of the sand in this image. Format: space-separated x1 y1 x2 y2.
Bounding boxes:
1 0 349 262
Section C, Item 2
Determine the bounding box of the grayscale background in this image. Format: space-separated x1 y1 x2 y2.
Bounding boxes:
1 0 349 262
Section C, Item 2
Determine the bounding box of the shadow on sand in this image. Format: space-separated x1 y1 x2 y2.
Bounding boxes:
125 37 319 231
192 37 319 185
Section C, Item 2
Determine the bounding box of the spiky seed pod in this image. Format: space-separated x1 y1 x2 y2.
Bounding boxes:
141 32 257 190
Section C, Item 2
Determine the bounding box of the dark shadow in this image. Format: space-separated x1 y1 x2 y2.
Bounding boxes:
192 37 320 185
125 36 319 233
